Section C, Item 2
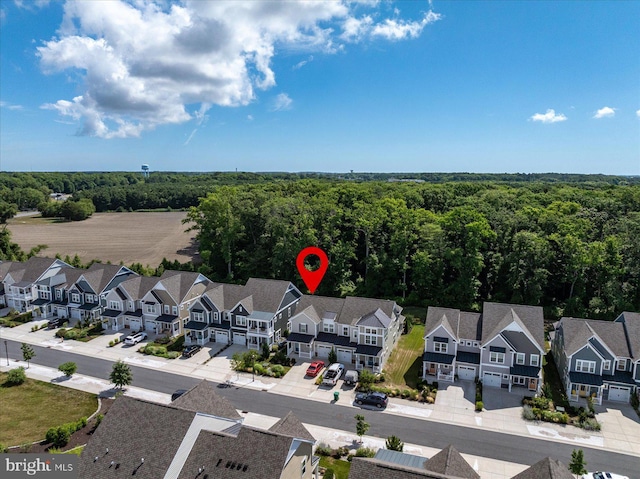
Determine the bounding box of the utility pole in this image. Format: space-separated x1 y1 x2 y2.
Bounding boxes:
4 340 9 366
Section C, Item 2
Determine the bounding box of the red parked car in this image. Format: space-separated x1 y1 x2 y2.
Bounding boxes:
306 361 325 377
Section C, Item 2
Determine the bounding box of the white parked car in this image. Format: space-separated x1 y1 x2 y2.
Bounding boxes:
582 472 629 479
124 331 148 345
321 363 345 387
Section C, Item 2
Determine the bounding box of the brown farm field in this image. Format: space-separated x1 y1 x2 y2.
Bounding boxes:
7 212 198 267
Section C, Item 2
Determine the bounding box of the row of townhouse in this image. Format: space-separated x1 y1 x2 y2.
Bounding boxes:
551 312 640 404
422 302 546 393
285 295 405 373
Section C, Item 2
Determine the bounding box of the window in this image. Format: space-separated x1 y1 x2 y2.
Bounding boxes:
213 312 219 321
472 342 479 347
145 303 155 314
109 301 120 310
301 456 307 476
55 290 62 299
85 294 94 303
466 340 472 346
343 326 349 336
603 360 611 371
279 313 282 319
352 330 358 339
365 336 378 346
129 301 134 311
323 323 334 333
288 307 291 316
236 316 247 326
172 306 178 315
192 311 204 322
490 351 505 364
434 341 448 353
616 359 627 371
71 293 80 303
299 323 308 334
575 360 596 374
530 355 539 367
515 353 525 365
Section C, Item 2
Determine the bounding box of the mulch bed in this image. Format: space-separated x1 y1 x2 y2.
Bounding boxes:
10 398 114 454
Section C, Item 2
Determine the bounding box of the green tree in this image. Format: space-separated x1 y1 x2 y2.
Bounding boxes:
58 362 78 378
328 348 337 365
110 360 133 389
355 414 369 443
568 449 587 478
0 200 17 223
5 367 27 386
385 435 404 451
21 343 35 368
261 342 271 361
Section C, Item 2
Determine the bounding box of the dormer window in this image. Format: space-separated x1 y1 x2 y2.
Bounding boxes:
323 323 334 334
433 336 448 354
603 360 611 371
617 359 627 371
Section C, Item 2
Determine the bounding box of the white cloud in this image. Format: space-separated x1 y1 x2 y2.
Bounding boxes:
271 93 293 111
637 109 640 118
593 106 615 119
247 115 254 121
0 100 23 111
530 109 567 124
184 129 197 146
14 0 50 10
293 55 314 70
35 1 440 138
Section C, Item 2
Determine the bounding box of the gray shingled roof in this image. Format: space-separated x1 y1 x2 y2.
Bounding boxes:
559 317 630 358
358 308 392 328
511 457 575 479
616 311 640 359
78 396 196 479
80 263 129 295
158 271 209 304
0 261 16 281
268 410 315 443
425 307 460 339
177 427 295 479
6 257 60 283
294 295 345 321
349 456 468 479
244 277 298 312
458 312 482 341
119 275 158 300
423 445 480 479
584 318 631 358
339 296 396 325
482 302 545 350
170 380 241 419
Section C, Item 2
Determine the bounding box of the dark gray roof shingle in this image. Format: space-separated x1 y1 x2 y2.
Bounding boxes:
482 302 545 350
511 457 575 479
423 445 480 479
268 411 315 443
171 380 241 419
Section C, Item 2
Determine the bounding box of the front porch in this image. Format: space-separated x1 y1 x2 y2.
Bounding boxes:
568 371 604 405
355 344 383 374
422 352 455 382
185 320 210 346
286 333 315 359
509 365 541 393
102 309 124 331
153 314 182 337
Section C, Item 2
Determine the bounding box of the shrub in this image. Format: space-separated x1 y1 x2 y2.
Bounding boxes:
108 340 115 347
432 381 439 389
315 443 332 456
58 362 77 377
55 328 67 338
166 351 180 359
253 363 266 375
355 447 376 458
95 414 104 428
155 335 172 345
475 401 484 412
315 374 324 385
0 443 8 453
63 330 78 340
336 446 349 458
522 405 536 420
5 367 27 386
324 468 335 479
631 391 640 411
580 418 601 431
271 364 285 378
400 389 411 399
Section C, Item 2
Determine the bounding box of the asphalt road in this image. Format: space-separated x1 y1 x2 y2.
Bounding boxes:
2 339 638 476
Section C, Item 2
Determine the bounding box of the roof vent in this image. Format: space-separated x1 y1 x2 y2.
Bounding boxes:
115 463 120 470
216 459 222 467
225 461 231 468
236 463 242 470
242 465 248 472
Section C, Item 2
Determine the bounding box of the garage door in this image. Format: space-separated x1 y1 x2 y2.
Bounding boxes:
337 349 352 364
129 318 142 331
483 372 502 388
215 331 229 344
316 345 332 358
608 385 630 402
458 366 476 381
144 321 155 333
233 333 246 345
71 309 81 320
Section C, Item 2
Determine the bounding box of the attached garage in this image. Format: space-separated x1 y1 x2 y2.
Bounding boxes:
483 371 502 388
215 331 229 344
458 365 476 381
144 321 155 333
608 385 631 402
71 309 81 320
128 318 142 331
337 349 353 364
233 333 246 345
316 345 332 358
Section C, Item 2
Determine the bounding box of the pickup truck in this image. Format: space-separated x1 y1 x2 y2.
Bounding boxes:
321 363 345 387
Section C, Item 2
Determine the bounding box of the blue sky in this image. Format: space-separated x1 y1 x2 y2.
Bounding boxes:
1 0 639 174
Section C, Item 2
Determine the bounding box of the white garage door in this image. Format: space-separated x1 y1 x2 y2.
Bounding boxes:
144 321 155 333
71 309 81 320
215 331 229 344
608 385 630 402
337 349 352 364
129 318 142 331
233 333 246 345
458 366 476 381
483 372 502 388
316 345 332 358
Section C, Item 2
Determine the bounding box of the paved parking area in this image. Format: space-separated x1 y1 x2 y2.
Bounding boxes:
481 386 526 410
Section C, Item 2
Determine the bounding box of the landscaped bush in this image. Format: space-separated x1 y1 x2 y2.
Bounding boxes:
270 364 286 378
522 405 536 420
475 401 483 412
315 443 332 456
355 447 376 458
0 443 8 453
154 335 172 345
522 396 551 409
166 351 180 359
5 367 27 386
324 468 335 479
580 418 601 431
45 417 88 448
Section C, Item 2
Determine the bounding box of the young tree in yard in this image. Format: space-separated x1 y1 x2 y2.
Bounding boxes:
58 362 77 378
110 360 133 389
385 435 404 452
569 449 587 478
355 414 369 443
328 348 337 365
261 341 270 361
21 343 35 368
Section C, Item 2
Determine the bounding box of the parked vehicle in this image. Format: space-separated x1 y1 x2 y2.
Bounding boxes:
47 317 65 329
124 331 148 345
355 392 389 409
182 344 202 358
171 389 187 401
321 363 345 387
344 370 359 386
306 360 325 377
582 473 629 479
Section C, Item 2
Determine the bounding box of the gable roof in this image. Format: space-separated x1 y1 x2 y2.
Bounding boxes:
339 296 397 326
268 411 315 443
482 302 545 350
423 445 480 479
77 263 133 294
511 457 575 479
358 308 392 328
170 380 241 420
118 275 158 301
293 295 345 321
559 317 630 358
5 257 68 284
158 271 209 304
349 456 471 479
615 311 640 359
244 278 301 313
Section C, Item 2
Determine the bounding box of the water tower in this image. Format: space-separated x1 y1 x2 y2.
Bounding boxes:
141 164 150 178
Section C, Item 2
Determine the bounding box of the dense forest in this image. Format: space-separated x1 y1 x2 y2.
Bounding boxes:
1 172 640 319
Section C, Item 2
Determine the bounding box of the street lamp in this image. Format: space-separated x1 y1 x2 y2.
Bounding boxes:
4 340 9 366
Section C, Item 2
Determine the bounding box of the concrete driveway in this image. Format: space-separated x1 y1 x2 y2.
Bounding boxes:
482 386 526 411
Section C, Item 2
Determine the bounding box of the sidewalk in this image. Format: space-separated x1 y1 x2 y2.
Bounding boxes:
2 320 640 459
0 359 528 479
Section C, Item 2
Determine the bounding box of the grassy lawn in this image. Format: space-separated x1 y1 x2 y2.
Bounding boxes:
0 373 98 446
383 325 425 389
319 456 351 479
542 353 570 409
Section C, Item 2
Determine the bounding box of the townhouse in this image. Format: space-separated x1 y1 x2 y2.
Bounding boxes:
101 275 159 332
78 381 318 479
551 312 640 404
286 295 404 373
422 302 545 392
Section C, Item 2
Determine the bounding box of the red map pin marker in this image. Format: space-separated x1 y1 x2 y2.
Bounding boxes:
296 246 329 294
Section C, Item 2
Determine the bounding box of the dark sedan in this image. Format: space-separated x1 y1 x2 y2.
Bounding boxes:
355 392 388 409
182 344 202 358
